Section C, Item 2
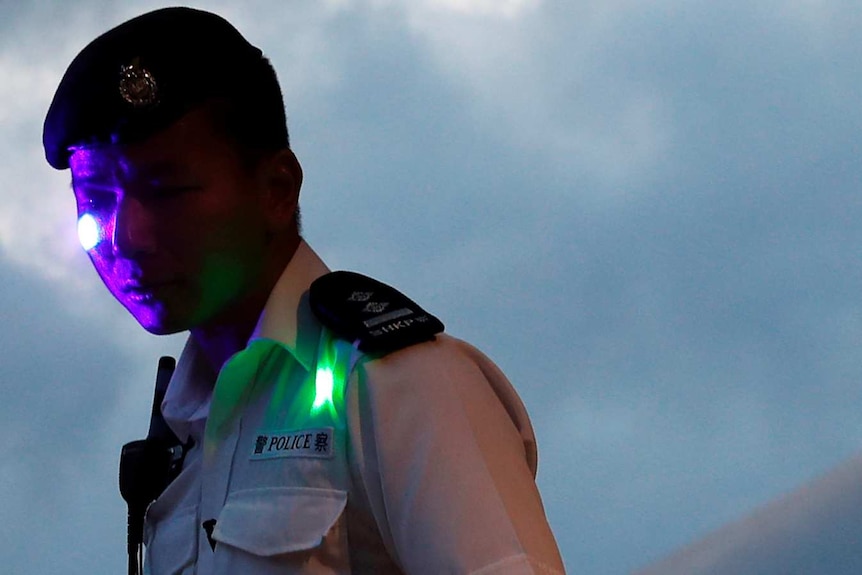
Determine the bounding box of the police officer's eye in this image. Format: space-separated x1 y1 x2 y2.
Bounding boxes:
150 184 200 199
78 190 116 212
164 185 199 194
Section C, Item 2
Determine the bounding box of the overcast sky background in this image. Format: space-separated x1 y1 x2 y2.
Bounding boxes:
3 1 862 573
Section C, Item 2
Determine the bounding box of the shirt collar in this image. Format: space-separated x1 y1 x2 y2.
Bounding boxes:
162 240 330 442
249 240 330 371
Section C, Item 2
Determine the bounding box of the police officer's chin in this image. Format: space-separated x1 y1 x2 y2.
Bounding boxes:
138 322 187 336
126 304 189 336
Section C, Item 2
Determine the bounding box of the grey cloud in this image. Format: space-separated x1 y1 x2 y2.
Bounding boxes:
6 1 862 573
0 259 136 574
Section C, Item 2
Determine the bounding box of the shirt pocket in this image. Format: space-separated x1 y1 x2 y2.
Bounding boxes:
211 486 348 573
144 505 198 575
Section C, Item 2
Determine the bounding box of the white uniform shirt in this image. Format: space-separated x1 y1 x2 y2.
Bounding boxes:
143 241 565 574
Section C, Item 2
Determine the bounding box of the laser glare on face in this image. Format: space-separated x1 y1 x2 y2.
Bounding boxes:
77 213 101 251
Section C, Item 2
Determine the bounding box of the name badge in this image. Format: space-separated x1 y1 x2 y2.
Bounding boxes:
250 427 334 460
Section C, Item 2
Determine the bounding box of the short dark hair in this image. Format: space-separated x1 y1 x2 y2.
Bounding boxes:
206 56 291 169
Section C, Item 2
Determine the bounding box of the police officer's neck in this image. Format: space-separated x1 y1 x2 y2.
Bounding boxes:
191 234 301 374
192 319 259 376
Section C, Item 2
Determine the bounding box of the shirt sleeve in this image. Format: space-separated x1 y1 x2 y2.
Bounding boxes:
346 334 565 574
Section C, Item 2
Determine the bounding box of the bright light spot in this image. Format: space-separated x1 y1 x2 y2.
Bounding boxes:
313 366 335 410
77 214 100 251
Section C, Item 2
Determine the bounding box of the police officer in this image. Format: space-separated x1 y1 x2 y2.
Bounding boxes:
43 7 565 574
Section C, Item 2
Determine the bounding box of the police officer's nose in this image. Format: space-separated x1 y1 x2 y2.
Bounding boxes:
112 196 156 257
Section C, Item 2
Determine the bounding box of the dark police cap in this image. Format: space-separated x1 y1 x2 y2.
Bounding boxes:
43 7 265 170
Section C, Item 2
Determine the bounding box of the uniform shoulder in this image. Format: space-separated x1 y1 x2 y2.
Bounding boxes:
309 270 444 355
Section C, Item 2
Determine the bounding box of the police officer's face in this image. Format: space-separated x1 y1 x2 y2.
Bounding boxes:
68 107 273 335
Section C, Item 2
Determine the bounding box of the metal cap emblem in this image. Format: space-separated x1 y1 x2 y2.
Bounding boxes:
119 58 158 107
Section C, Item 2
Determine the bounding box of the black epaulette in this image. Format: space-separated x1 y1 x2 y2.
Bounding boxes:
310 271 444 355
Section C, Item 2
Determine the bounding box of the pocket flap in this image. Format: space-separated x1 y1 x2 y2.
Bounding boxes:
213 487 347 556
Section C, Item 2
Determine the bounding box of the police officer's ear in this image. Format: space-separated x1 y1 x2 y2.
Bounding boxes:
259 148 303 233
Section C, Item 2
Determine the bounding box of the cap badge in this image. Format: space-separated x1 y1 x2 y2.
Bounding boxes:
118 58 158 107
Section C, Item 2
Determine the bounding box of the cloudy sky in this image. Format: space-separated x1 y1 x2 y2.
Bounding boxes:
3 1 862 573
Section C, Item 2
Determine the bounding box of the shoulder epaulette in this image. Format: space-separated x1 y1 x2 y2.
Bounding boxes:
309 271 444 355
